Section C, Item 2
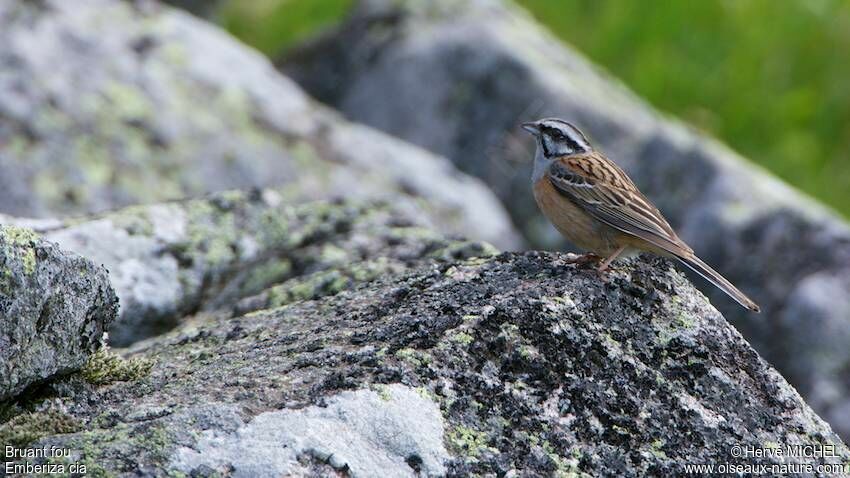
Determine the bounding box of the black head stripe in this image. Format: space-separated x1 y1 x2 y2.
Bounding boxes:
541 135 553 157
562 134 583 153
540 123 589 156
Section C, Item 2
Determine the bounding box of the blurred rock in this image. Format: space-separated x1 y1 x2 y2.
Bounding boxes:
27 192 495 347
0 0 519 250
158 0 222 18
8 242 849 475
283 0 850 439
0 225 117 400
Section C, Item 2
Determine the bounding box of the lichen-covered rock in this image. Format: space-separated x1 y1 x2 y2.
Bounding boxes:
172 384 450 477
28 192 495 347
282 0 850 440
8 250 849 476
0 225 118 400
0 0 519 250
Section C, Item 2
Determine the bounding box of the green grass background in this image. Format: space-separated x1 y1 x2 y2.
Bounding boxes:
216 0 850 216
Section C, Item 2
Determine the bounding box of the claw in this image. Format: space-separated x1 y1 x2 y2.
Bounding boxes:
595 267 611 282
596 245 627 274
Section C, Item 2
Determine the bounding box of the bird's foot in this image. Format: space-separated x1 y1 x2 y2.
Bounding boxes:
563 253 604 268
594 246 627 279
594 265 612 282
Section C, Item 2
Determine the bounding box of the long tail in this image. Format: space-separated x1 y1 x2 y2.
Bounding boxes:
677 254 761 312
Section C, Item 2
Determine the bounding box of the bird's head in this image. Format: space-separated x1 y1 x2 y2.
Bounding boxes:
522 118 592 158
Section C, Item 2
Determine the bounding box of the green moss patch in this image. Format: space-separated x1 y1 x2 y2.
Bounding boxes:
0 410 81 458
80 349 153 385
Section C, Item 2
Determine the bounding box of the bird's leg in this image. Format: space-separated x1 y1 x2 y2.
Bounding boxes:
597 246 627 273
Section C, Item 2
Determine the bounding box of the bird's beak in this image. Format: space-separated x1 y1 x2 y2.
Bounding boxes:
521 122 540 135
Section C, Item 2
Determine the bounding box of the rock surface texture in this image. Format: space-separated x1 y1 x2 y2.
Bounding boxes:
19 191 493 347
5 218 849 476
283 0 850 440
0 0 519 250
0 225 118 400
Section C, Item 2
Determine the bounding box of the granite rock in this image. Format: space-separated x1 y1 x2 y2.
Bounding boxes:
5 242 849 475
282 0 850 439
0 225 118 400
0 0 519 250
21 192 495 346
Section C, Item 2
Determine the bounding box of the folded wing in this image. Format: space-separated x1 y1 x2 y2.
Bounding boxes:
547 155 691 256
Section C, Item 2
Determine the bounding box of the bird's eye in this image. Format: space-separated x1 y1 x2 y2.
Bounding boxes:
544 128 563 139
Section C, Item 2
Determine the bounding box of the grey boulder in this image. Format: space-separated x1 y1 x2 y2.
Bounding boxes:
0 225 118 400
20 191 495 347
282 0 850 440
7 226 849 476
0 0 519 250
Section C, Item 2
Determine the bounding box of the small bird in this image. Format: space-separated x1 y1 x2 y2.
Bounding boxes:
522 118 760 312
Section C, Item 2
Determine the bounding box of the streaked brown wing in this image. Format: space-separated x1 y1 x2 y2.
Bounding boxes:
548 155 692 255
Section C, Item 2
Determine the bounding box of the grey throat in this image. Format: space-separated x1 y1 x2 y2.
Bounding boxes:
531 141 555 184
